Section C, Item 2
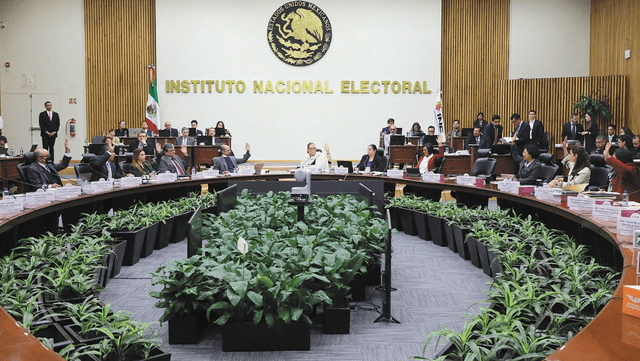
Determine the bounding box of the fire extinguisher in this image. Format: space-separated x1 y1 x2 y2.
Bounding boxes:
67 118 76 137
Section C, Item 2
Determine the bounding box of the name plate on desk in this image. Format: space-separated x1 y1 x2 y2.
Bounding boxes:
456 175 477 186
568 196 595 212
534 187 556 200
120 177 142 188
83 179 114 194
387 169 403 178
202 169 220 178
55 185 82 200
237 167 255 176
155 173 178 183
593 203 621 221
497 180 519 194
0 197 24 214
25 189 51 207
422 173 444 183
618 214 640 236
335 167 348 175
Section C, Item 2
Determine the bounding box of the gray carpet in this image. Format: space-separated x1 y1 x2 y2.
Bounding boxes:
100 230 491 361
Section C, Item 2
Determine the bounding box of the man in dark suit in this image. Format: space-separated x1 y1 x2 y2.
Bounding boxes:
158 121 179 137
606 124 619 144
560 113 584 141
89 142 124 181
212 143 251 174
509 141 542 185
38 101 60 162
510 113 529 156
526 110 544 146
190 120 203 137
158 143 190 174
26 139 71 188
465 126 482 149
176 128 196 146
479 115 502 149
127 132 156 155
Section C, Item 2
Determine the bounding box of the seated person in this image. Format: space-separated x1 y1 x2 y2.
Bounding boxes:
384 125 400 155
427 126 436 135
410 122 424 137
114 121 129 137
159 121 179 137
129 148 161 177
466 126 482 149
26 139 71 188
89 142 124 181
141 121 154 137
215 121 231 137
380 118 394 135
548 137 590 188
356 144 386 172
176 127 196 146
417 136 444 174
127 131 156 154
606 124 618 144
604 143 640 202
207 128 216 137
158 143 190 175
0 135 7 148
508 141 542 185
212 143 251 174
191 120 203 136
591 136 607 154
632 135 640 159
447 119 462 139
300 142 329 171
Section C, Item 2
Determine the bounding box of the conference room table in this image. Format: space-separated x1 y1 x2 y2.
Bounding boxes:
0 172 637 360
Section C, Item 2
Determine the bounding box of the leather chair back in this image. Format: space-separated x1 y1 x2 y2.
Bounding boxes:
538 153 554 165
590 154 606 167
376 148 389 171
477 149 491 158
589 163 613 190
17 153 38 192
74 163 93 178
539 132 550 153
81 153 95 163
471 157 497 179
539 164 559 182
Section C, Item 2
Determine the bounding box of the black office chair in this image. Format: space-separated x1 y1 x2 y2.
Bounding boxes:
74 163 94 178
470 157 497 181
88 143 104 155
376 148 389 171
477 149 491 158
539 132 550 153
81 153 96 163
118 153 133 174
537 153 559 183
588 154 613 191
436 157 446 174
17 153 38 191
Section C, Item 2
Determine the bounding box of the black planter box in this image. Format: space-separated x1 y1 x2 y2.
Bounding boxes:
322 306 350 334
141 223 159 258
487 249 502 277
444 221 457 253
349 276 366 302
388 206 402 231
110 239 128 278
155 217 175 249
364 260 381 286
412 210 430 240
476 241 492 277
64 324 107 344
99 252 114 288
222 322 310 351
466 236 482 269
426 214 446 247
171 211 193 243
33 323 74 352
111 228 147 267
397 207 417 236
168 313 209 344
452 225 471 260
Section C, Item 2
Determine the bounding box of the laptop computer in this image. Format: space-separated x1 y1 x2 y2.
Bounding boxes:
129 128 142 137
406 167 421 177
395 127 403 134
158 129 170 137
188 128 198 137
215 127 227 137
254 163 265 174
197 135 213 145
29 144 38 152
336 160 354 173
492 143 510 155
422 135 438 146
389 135 406 146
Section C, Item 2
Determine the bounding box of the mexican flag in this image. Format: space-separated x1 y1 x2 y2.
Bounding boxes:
145 65 160 133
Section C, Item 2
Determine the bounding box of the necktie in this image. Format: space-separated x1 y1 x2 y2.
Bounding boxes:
493 126 498 145
48 112 52 120
476 136 480 144
571 124 576 139
172 158 185 175
106 163 113 180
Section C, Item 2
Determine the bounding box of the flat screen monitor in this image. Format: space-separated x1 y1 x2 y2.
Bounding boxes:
158 129 171 137
187 207 202 258
215 128 227 137
395 127 403 134
492 143 510 155
461 128 474 137
188 128 197 137
389 135 405 146
337 160 354 173
29 144 38 152
422 135 438 146
197 135 213 145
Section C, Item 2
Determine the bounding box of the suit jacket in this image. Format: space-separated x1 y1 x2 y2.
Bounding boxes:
512 122 530 155
606 134 619 144
26 155 71 187
175 136 196 146
159 128 179 137
527 119 544 146
510 144 542 185
127 140 156 155
583 122 599 153
158 154 190 174
480 124 502 149
473 119 488 133
212 152 251 172
38 111 60 137
561 122 584 141
356 154 386 172
89 152 123 181
466 134 482 149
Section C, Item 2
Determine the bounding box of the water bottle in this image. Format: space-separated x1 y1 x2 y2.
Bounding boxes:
622 190 629 207
191 166 196 178
542 180 548 188
19 148 23 156
2 188 9 199
42 183 48 191
9 148 13 156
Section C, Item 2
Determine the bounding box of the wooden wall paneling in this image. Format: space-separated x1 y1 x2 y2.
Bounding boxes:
85 0 156 141
590 0 639 133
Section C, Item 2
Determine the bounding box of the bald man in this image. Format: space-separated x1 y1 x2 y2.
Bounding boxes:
26 139 71 188
211 143 251 174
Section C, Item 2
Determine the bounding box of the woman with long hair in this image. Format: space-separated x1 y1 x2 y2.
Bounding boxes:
549 137 591 188
410 122 424 137
129 148 155 177
580 112 598 154
356 144 386 172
